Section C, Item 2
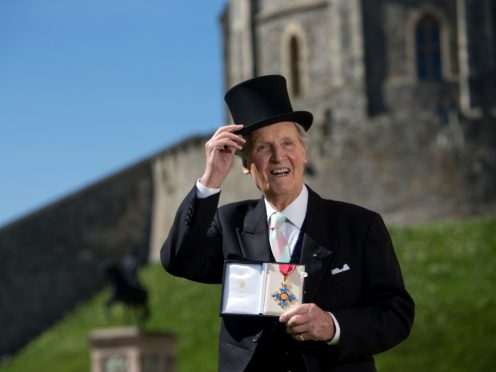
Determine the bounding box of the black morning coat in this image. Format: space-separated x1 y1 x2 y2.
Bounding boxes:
161 185 414 372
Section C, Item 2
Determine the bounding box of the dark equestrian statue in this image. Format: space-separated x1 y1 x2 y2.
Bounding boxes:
102 252 150 323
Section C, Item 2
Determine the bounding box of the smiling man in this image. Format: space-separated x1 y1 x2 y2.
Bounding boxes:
161 75 414 372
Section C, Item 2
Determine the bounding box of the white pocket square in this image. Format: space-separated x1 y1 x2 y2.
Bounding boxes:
331 264 350 275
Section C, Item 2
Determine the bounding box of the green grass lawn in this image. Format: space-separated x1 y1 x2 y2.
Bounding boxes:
1 215 495 372
0 269 222 372
376 215 496 371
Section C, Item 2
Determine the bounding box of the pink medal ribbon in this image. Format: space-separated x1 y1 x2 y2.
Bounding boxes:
279 263 296 276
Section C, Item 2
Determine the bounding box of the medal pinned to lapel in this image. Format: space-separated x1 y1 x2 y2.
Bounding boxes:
272 264 297 309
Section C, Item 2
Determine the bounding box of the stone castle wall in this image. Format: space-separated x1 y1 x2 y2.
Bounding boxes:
0 162 153 356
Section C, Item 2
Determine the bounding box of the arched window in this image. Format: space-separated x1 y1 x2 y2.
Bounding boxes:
289 36 302 97
416 15 442 80
282 24 308 97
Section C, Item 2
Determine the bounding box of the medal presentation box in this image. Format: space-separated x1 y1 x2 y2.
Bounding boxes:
220 261 306 317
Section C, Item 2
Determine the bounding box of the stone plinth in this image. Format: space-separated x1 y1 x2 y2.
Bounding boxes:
89 327 176 372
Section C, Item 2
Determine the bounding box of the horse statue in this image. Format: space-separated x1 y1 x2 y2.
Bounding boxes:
101 251 150 323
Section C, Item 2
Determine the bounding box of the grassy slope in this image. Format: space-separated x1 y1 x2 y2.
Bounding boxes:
376 216 496 371
0 271 221 372
1 215 495 372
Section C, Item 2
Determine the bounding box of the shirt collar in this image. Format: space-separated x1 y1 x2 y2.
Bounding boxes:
265 185 308 229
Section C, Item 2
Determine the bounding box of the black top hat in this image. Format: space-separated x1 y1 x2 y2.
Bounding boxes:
224 75 313 135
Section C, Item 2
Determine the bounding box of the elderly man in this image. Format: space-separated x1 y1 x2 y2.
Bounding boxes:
161 75 414 371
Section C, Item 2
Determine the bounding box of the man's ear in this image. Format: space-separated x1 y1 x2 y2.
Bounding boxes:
303 149 308 164
241 157 251 175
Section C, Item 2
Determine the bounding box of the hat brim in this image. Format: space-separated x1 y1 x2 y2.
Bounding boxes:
235 111 313 135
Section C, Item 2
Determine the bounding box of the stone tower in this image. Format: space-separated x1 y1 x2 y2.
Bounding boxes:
222 0 496 116
220 0 496 222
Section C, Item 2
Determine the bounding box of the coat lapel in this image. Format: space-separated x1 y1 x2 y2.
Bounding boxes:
300 188 335 302
237 198 273 262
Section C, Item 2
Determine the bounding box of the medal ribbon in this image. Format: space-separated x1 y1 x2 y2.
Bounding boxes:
279 263 296 277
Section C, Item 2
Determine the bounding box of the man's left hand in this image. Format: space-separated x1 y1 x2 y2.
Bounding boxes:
279 303 335 342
